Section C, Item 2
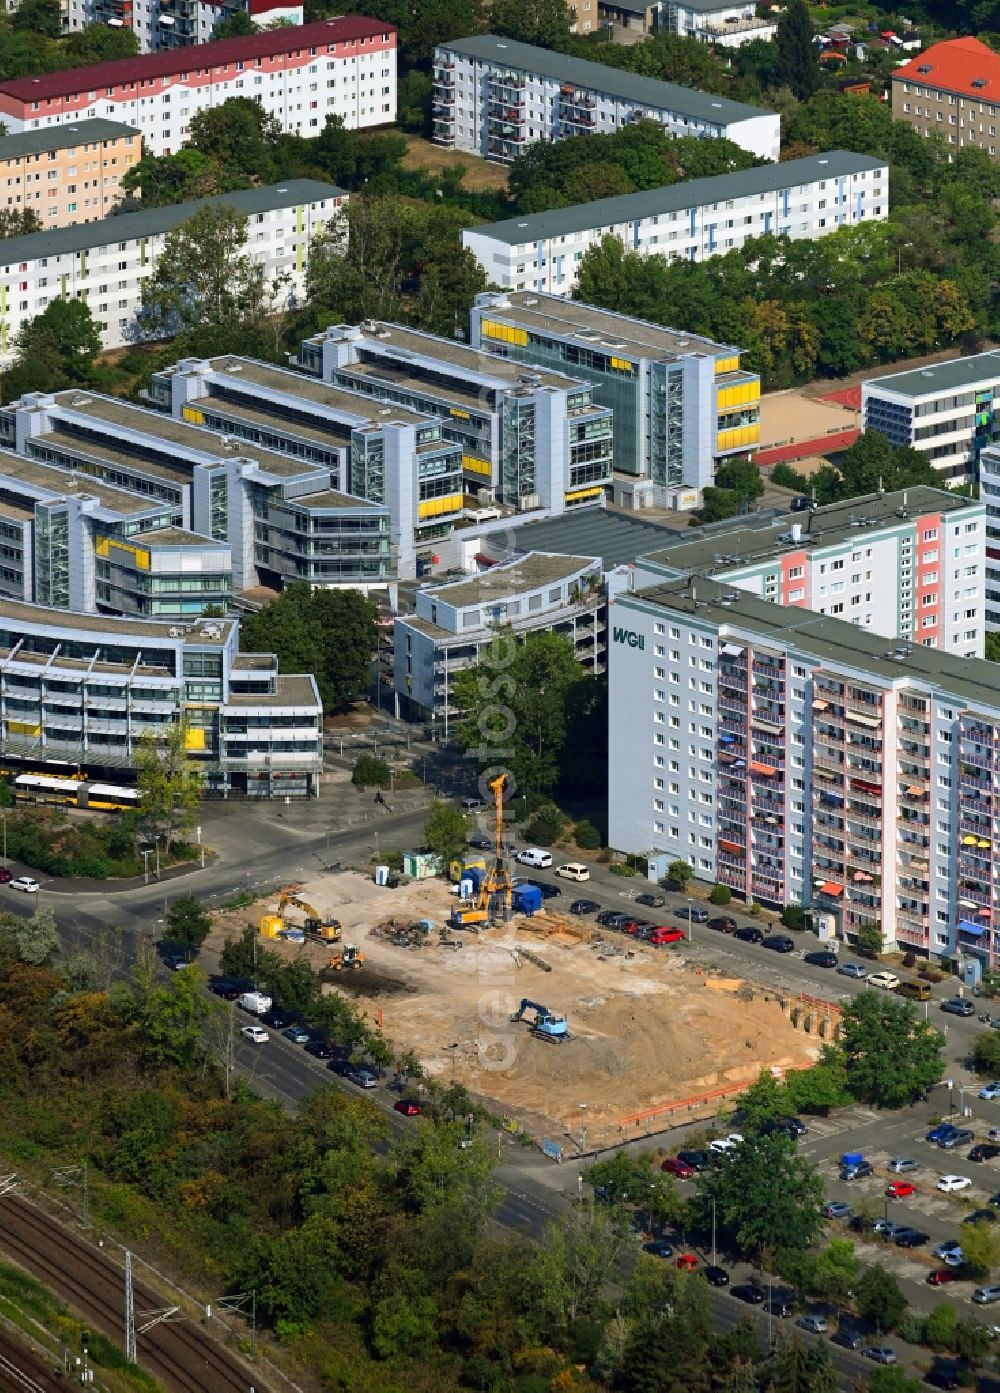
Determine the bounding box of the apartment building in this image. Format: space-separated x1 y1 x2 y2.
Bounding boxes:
861 351 1000 488
470 291 759 502
432 34 780 163
394 551 604 733
0 120 140 229
146 353 465 580
891 37 1000 161
462 152 889 296
62 0 302 55
607 568 1000 962
0 18 396 154
632 485 986 656
0 598 321 796
296 322 614 514
666 0 776 47
0 180 342 363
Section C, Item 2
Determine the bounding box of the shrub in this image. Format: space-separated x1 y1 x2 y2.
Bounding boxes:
574 818 602 851
664 860 693 890
609 862 637 877
781 904 805 931
903 951 916 969
352 754 391 788
748 901 762 917
709 884 732 905
526 807 565 846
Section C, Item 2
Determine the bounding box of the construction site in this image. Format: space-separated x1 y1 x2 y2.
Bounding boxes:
209 781 821 1150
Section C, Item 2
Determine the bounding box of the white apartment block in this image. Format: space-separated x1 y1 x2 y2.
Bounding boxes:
0 18 396 155
463 151 888 295
667 0 776 46
61 0 302 55
0 179 343 363
607 564 1000 965
432 33 780 163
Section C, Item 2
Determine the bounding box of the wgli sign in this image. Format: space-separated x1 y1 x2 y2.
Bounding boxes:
612 626 645 650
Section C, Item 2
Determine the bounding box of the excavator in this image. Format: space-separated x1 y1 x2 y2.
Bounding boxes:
451 773 513 930
510 998 570 1043
259 887 342 942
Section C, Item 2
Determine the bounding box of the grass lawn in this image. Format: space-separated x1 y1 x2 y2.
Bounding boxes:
402 134 510 193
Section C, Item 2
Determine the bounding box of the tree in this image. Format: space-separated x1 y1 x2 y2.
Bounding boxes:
137 204 270 342
959 1220 998 1278
714 459 765 505
525 1202 628 1333
665 860 694 890
3 298 102 402
3 905 61 966
490 0 572 49
866 1371 922 1393
214 8 256 36
165 895 212 953
121 148 238 208
0 208 41 239
838 991 944 1108
64 23 140 63
855 1263 906 1331
693 1130 823 1259
972 1029 1000 1077
811 1239 860 1311
923 1301 958 1350
12 0 60 37
423 802 470 870
953 1316 992 1366
187 98 281 184
856 921 884 959
134 720 204 857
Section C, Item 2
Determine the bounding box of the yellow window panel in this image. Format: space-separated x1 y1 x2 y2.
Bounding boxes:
8 720 41 737
184 727 206 752
566 486 604 502
462 454 492 476
182 405 205 425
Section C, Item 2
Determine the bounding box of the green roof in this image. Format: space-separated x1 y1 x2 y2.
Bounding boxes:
0 180 344 266
439 33 774 125
466 151 885 246
0 119 139 160
864 350 1000 401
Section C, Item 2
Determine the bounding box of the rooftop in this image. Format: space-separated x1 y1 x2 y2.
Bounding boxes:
476 290 736 361
638 485 975 575
0 119 140 160
893 35 1000 100
198 356 439 429
439 34 775 125
425 550 600 608
626 573 1000 712
224 673 320 708
288 487 386 511
863 350 1000 400
466 151 886 246
486 505 685 568
0 180 342 266
0 448 166 516
145 527 231 549
0 595 233 643
0 17 392 102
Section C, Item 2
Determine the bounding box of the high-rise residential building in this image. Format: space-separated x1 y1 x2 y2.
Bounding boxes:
60 0 302 54
665 0 776 47
0 19 396 153
470 291 759 503
432 33 780 162
296 322 615 514
0 120 141 228
462 152 889 296
891 37 1000 162
0 181 343 364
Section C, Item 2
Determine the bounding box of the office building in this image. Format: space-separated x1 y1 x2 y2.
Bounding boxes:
891 37 1000 161
62 0 302 54
470 291 759 502
297 321 614 514
666 0 776 46
606 566 1000 962
394 551 604 733
0 18 396 153
432 34 780 163
0 180 343 363
0 120 140 228
0 597 322 796
462 152 888 296
861 350 1000 486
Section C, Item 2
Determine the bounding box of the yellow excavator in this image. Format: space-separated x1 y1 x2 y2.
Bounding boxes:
259 887 342 942
450 774 513 929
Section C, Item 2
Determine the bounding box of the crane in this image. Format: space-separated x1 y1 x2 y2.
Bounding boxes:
510 998 570 1043
450 773 513 929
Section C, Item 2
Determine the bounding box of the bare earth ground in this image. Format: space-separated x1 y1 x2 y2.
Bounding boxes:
758 389 857 452
210 871 819 1149
401 134 510 193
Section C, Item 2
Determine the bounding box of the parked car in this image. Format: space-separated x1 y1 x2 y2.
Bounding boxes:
928 1123 960 1144
831 1329 863 1351
661 1156 695 1179
888 1157 919 1173
9 876 38 893
938 1129 975 1150
704 1265 729 1287
635 892 666 908
241 1025 269 1043
973 1285 1000 1304
262 1009 297 1030
886 1180 917 1199
933 1239 963 1261
979 1082 1000 1100
964 1208 997 1224
797 1314 829 1334
765 1296 794 1318
709 1134 743 1154
303 1039 335 1059
763 934 795 953
804 950 838 968
570 899 600 915
708 915 737 933
675 905 709 923
622 919 653 937
210 979 244 1000
925 1367 961 1391
642 1240 674 1259
762 1116 807 1139
164 954 191 971
647 927 685 946
894 1228 930 1248
731 1283 765 1304
927 1268 964 1286
840 1160 874 1181
938 1175 973 1192
282 1025 310 1044
347 1066 379 1089
869 971 900 990
941 997 975 1017
970 1144 1000 1163
850 1215 879 1233
393 1099 423 1116
674 1252 698 1271
837 961 868 979
823 1201 852 1220
734 926 764 944
516 848 552 868
467 833 492 850
536 883 561 900
327 1058 353 1076
863 1347 897 1365
677 1149 710 1172
556 862 590 882
597 910 629 929
0 868 11 884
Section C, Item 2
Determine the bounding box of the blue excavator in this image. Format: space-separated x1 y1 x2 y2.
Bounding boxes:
510 998 570 1043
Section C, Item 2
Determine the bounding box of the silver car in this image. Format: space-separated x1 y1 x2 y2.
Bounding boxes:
887 1157 919 1173
797 1314 829 1334
974 1285 1000 1304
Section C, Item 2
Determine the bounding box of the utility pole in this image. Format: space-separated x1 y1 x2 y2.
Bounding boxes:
125 1250 136 1365
687 896 693 941
711 1198 717 1268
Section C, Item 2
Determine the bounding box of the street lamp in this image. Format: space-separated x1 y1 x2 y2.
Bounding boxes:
579 1103 588 1154
687 896 693 941
711 1197 717 1267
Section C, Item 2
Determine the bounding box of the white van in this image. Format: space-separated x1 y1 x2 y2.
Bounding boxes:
517 847 552 869
556 862 590 882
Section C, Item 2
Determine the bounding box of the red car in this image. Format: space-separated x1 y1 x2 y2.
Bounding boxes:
393 1099 423 1116
662 1156 695 1179
0 867 11 884
885 1180 916 1199
622 919 652 936
927 1268 962 1286
675 1253 698 1271
647 927 685 946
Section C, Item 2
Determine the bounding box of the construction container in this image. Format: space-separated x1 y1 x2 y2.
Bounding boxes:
403 851 443 880
258 914 284 938
512 884 543 916
449 855 486 884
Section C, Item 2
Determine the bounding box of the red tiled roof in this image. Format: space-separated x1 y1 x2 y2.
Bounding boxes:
0 16 394 102
893 35 1000 99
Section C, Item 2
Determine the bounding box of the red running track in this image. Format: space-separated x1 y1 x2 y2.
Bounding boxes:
757 427 860 467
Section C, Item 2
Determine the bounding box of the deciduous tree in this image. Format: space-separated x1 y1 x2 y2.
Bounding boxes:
693 1130 823 1259
856 1263 906 1331
839 990 944 1108
422 801 470 870
134 720 204 857
165 896 212 953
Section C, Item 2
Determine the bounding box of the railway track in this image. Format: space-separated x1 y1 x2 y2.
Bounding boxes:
0 1197 265 1393
0 1327 66 1392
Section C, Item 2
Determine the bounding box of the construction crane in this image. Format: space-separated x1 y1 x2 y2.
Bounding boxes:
510 998 570 1043
450 773 513 930
277 888 342 941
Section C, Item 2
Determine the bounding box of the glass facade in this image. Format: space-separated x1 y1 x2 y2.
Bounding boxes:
35 504 69 609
